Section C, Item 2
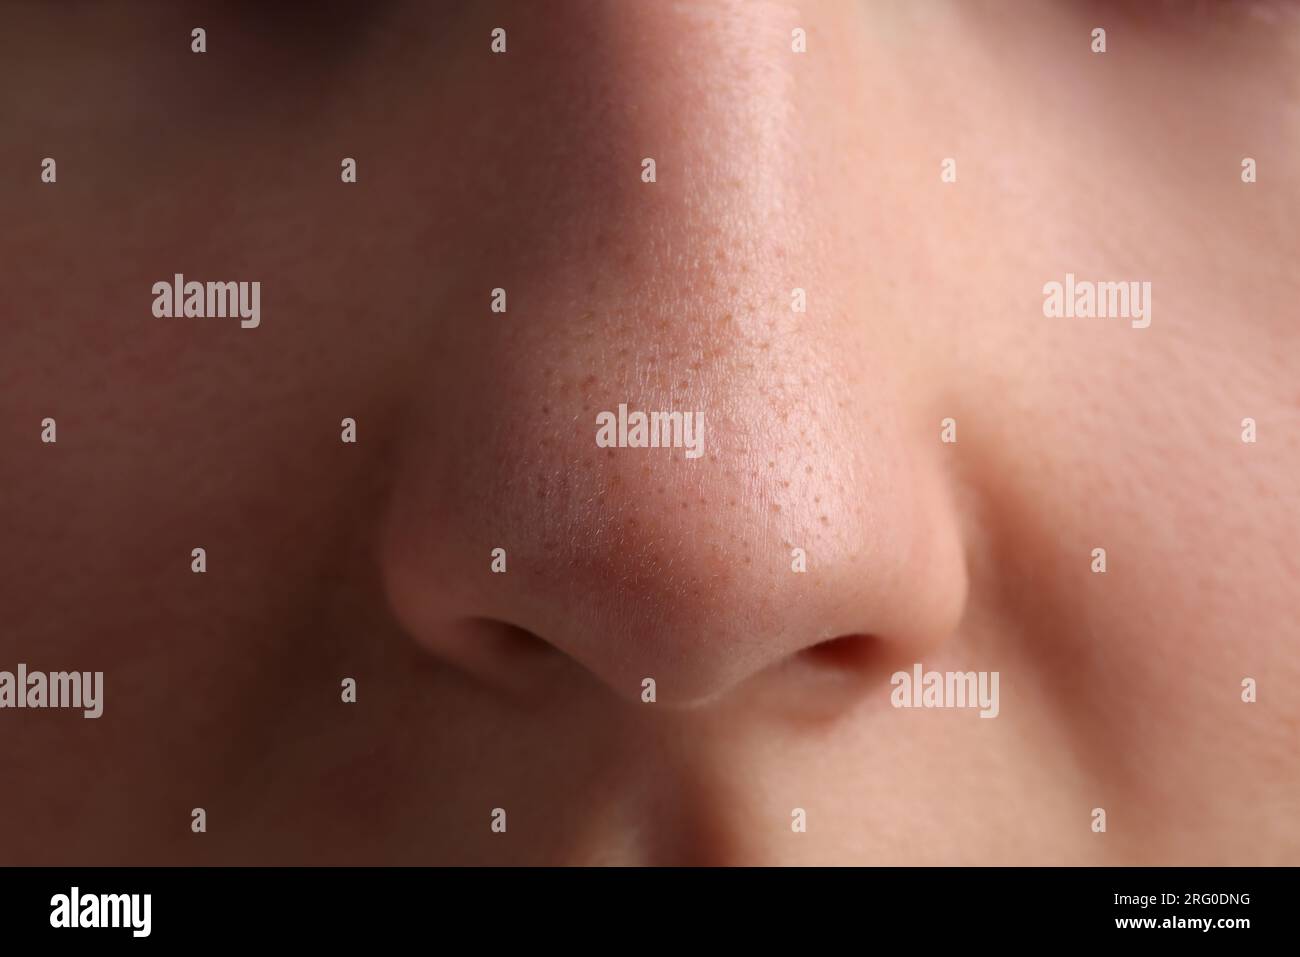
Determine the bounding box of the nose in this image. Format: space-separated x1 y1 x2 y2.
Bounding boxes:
377 1 969 705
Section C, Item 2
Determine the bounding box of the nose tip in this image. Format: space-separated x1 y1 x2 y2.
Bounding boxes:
378 348 969 706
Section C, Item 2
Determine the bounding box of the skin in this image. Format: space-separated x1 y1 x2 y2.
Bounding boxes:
1 0 1297 865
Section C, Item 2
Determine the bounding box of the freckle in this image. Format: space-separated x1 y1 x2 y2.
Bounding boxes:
767 461 775 468
607 449 616 458
541 405 550 415
581 374 597 387
743 555 752 565
626 517 638 528
770 503 781 513
728 498 737 507
820 515 829 525
680 501 689 509
781 480 790 489
805 465 813 474
698 497 708 505
722 313 734 324
728 286 738 295
679 380 689 389
657 486 665 494
642 464 652 475
609 474 623 488
814 496 821 504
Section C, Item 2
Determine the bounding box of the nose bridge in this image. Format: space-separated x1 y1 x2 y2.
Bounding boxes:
467 0 811 271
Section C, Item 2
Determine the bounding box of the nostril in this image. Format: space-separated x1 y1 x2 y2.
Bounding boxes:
442 617 616 705
404 617 572 703
741 634 895 723
797 634 878 671
463 617 557 662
